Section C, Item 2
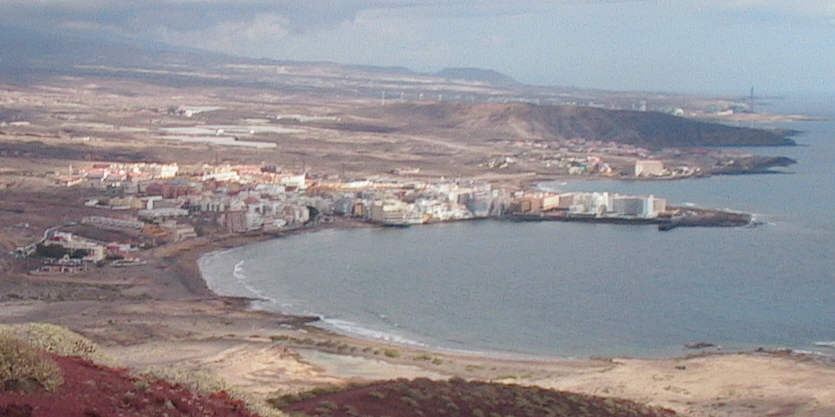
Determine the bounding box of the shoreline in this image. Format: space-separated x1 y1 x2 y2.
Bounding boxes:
167 217 375 305
194 220 581 363
194 217 833 364
184 221 835 415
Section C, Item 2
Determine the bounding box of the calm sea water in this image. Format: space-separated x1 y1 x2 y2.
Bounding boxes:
200 97 835 358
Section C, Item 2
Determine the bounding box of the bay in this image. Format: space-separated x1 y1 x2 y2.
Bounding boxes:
200 98 835 358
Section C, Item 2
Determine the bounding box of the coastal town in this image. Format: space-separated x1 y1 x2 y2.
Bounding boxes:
10 158 755 276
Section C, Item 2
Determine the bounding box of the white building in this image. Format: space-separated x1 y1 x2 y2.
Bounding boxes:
369 200 423 225
153 163 179 179
569 192 613 215
201 165 240 182
246 211 264 231
137 208 189 221
635 160 665 177
254 184 286 196
81 216 143 230
279 174 307 190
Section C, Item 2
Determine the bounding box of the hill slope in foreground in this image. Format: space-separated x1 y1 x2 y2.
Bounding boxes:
278 378 678 417
0 353 257 417
369 102 796 148
1 324 675 417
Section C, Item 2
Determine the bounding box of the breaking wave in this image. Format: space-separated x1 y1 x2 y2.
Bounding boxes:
321 318 427 347
232 260 272 301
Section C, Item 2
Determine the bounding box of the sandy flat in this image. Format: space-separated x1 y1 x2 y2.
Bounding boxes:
296 349 447 381
537 355 835 417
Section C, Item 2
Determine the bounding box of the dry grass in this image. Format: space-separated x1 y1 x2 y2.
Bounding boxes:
0 322 107 394
0 334 64 392
0 323 111 365
140 366 288 417
0 322 282 416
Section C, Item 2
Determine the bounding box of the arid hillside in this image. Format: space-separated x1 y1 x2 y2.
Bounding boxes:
365 102 796 148
277 378 678 417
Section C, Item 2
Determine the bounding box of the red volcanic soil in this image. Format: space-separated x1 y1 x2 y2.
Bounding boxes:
281 377 677 417
0 355 259 417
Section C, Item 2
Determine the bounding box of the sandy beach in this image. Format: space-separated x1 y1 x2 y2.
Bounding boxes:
2 218 834 417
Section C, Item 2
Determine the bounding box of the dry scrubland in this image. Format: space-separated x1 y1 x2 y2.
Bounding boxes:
0 323 679 417
278 378 678 417
0 323 277 417
1 319 833 417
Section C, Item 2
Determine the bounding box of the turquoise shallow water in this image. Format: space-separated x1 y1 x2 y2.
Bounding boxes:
200 99 835 358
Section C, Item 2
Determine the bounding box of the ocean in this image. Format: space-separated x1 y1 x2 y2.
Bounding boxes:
199 96 835 358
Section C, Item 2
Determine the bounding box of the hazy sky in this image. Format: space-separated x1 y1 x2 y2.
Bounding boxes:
2 0 833 94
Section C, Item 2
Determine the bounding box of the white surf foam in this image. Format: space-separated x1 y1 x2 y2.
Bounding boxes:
321 318 427 347
232 260 273 301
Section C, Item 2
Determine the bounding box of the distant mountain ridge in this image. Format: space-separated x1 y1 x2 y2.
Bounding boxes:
0 23 233 72
0 23 515 88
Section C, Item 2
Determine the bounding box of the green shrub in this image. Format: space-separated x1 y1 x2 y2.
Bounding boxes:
368 391 386 400
400 396 419 407
383 348 400 358
141 367 229 396
310 385 342 396
319 401 338 410
0 334 64 392
267 393 301 408
143 367 287 417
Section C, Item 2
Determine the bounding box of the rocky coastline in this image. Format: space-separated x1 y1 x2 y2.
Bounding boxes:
505 207 752 231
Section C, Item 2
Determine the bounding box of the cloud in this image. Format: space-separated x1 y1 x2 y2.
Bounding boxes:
3 0 832 42
148 13 291 55
2 0 832 74
703 0 835 19
0 1 418 33
0 0 632 52
0 1 628 33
